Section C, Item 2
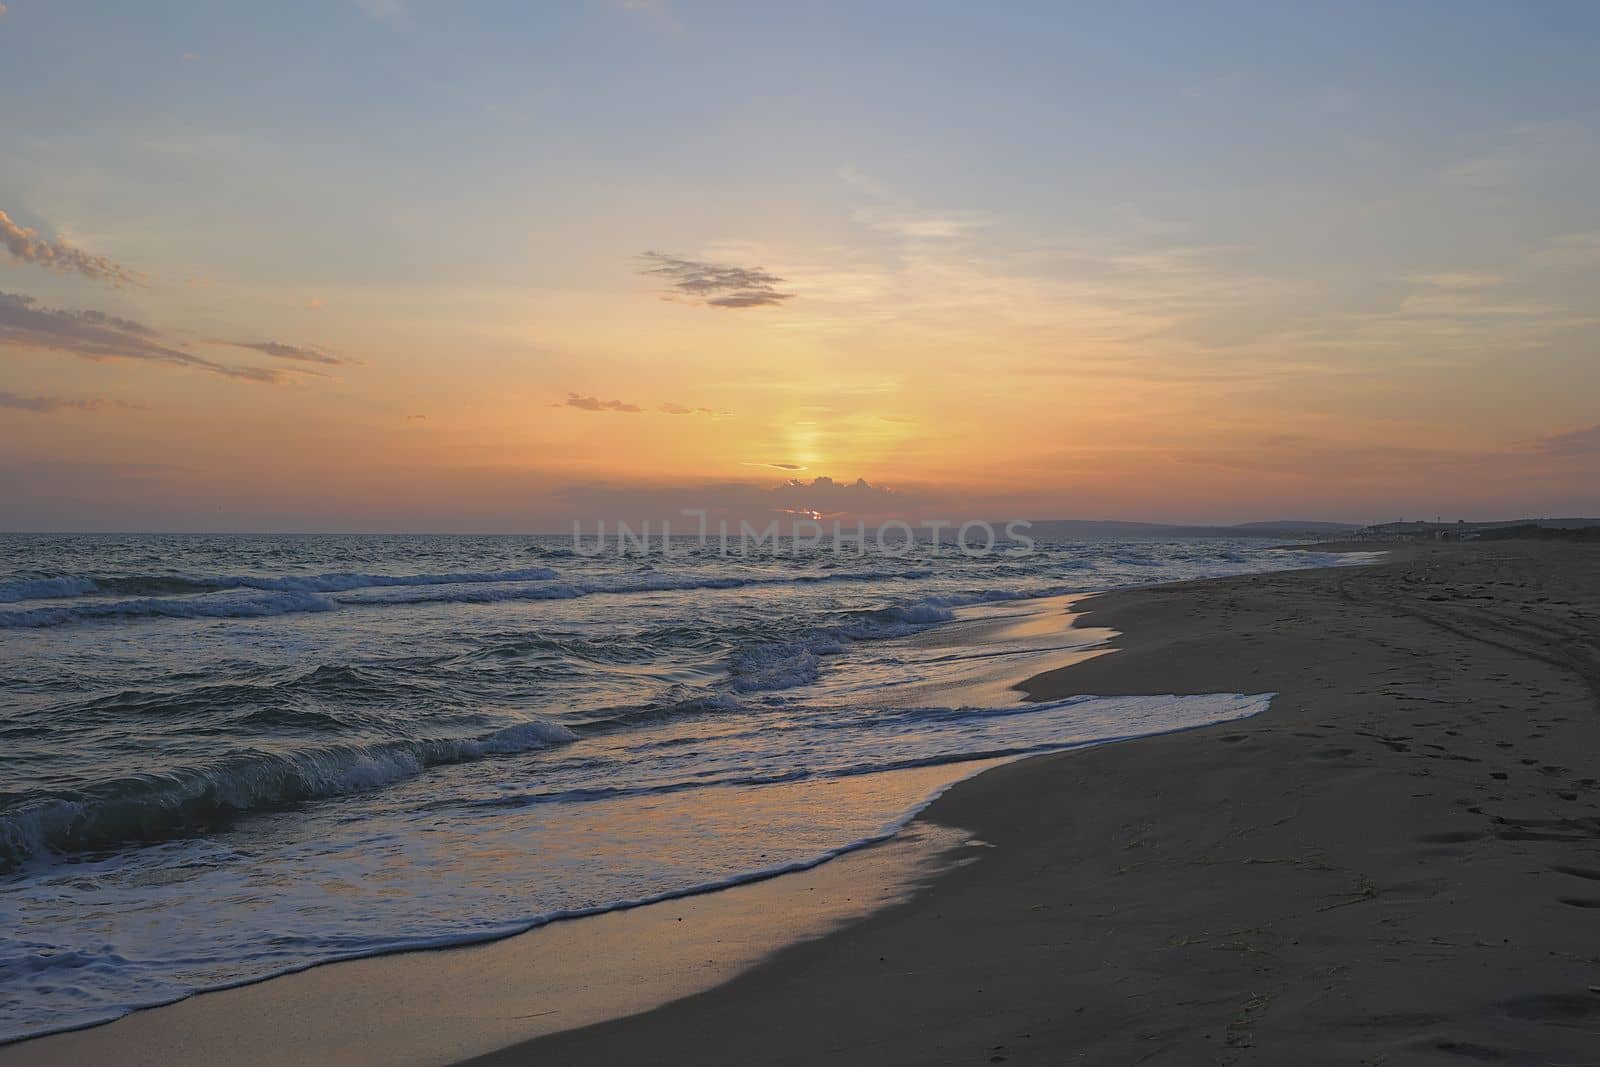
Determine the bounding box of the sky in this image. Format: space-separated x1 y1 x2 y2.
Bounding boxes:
2 0 1599 532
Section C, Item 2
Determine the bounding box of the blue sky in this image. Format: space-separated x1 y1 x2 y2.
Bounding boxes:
2 2 1599 529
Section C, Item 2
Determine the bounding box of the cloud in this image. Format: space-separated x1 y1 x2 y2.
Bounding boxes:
218 340 346 366
0 391 124 414
858 210 987 242
840 168 988 243
1529 423 1600 456
565 392 643 413
660 402 716 415
0 290 283 382
1 210 144 287
640 252 794 309
744 461 807 471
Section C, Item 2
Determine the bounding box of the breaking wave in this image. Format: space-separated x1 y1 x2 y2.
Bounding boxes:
0 591 340 629
0 566 947 629
0 720 577 872
0 566 564 603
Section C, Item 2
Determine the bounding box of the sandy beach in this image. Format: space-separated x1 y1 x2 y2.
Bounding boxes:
472 540 1600 1065
8 540 1599 1065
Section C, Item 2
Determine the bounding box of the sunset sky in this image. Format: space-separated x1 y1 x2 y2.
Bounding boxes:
3 1 1598 531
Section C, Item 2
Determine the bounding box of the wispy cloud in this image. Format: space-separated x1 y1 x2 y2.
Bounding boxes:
640 252 794 309
744 461 807 471
565 392 643 413
0 391 132 414
1529 423 1600 456
1 210 144 287
660 402 716 415
840 167 988 244
216 340 347 366
864 214 986 241
0 291 283 382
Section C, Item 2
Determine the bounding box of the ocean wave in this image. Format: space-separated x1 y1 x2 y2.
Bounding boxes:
0 759 987 1046
570 692 745 732
0 720 578 872
1 566 567 602
0 565 951 628
460 694 1273 812
830 590 1031 638
337 566 936 607
0 591 340 629
728 641 831 693
0 576 100 603
722 591 1046 695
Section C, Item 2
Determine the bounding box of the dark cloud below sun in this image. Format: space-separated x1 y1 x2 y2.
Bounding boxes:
566 393 643 413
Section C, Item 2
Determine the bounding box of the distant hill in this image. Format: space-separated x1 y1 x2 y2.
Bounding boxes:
1230 521 1365 535
1026 519 1363 541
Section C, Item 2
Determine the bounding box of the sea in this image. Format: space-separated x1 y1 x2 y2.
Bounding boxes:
0 532 1363 1043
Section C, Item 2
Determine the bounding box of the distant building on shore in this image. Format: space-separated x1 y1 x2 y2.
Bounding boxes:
1354 518 1600 542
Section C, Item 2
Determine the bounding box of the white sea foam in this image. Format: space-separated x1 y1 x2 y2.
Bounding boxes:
0 691 1269 1044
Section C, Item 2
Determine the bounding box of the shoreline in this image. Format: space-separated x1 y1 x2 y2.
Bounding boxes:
8 541 1598 1063
0 585 1260 1065
473 540 1600 1064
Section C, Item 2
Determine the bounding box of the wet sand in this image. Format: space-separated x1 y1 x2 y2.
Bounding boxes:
0 802 985 1067
474 540 1600 1065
